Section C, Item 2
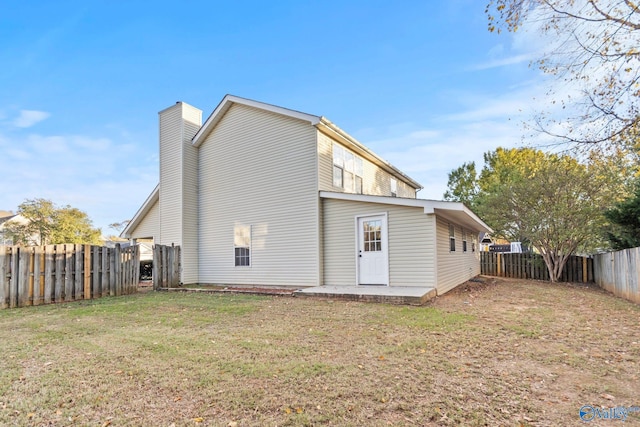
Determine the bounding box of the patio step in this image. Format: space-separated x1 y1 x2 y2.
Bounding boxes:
293 286 436 305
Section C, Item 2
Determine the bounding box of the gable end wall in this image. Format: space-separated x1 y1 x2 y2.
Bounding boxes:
197 104 319 287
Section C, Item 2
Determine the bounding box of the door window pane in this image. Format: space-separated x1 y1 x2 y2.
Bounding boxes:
363 220 382 252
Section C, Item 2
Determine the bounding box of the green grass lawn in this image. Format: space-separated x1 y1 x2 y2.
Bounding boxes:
0 278 638 426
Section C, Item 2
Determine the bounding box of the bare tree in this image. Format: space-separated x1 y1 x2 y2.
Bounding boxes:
487 0 640 147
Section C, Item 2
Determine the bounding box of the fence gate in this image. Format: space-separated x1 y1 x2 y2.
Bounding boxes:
152 244 181 289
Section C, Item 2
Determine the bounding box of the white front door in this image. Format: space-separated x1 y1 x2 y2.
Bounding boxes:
357 215 389 285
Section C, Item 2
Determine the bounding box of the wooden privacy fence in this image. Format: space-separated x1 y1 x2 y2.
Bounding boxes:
0 244 139 309
593 247 640 304
480 252 594 283
153 244 181 289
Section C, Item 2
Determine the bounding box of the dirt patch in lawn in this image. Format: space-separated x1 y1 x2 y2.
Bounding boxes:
0 277 638 426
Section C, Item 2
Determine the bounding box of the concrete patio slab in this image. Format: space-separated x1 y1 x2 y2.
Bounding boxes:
294 285 436 305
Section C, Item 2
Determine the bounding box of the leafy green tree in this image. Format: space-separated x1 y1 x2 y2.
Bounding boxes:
604 180 640 250
479 152 609 281
445 147 632 281
443 162 479 208
475 148 549 244
486 0 640 146
4 198 102 246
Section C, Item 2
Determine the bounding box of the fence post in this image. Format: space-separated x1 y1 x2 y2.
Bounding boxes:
0 246 8 309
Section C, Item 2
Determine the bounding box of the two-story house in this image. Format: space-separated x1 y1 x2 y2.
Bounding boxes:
122 95 491 297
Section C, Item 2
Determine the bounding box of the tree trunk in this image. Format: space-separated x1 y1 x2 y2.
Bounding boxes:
540 252 571 282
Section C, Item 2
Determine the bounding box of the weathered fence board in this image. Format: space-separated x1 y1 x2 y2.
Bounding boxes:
594 247 640 304
0 246 7 308
44 245 54 304
0 244 140 309
480 252 593 282
33 246 42 306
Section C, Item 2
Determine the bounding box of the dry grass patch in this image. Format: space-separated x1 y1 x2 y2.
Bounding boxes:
0 278 638 426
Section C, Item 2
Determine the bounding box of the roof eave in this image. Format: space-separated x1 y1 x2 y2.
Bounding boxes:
319 191 492 233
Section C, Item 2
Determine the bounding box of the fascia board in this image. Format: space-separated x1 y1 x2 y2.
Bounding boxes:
319 191 492 232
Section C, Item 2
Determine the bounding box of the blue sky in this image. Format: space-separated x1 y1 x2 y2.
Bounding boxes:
0 0 549 235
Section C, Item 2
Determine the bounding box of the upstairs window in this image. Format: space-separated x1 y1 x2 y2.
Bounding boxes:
234 225 251 266
462 230 468 252
449 224 456 252
333 143 363 194
390 178 397 197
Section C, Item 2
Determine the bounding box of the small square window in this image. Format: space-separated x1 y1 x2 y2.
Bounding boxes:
462 230 468 252
234 225 251 267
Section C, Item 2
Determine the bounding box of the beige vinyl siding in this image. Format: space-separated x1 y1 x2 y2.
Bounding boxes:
158 102 202 283
317 131 417 198
396 180 417 198
435 216 481 294
322 198 436 287
318 132 334 192
129 200 159 240
181 119 200 284
158 104 183 246
198 103 319 287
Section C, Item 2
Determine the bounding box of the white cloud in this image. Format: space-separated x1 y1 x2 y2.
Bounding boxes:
471 53 534 70
13 110 51 128
0 129 157 232
356 74 568 202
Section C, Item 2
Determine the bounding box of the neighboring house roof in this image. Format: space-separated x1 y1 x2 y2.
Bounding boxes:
0 214 31 245
319 191 493 233
0 215 17 226
0 213 27 228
